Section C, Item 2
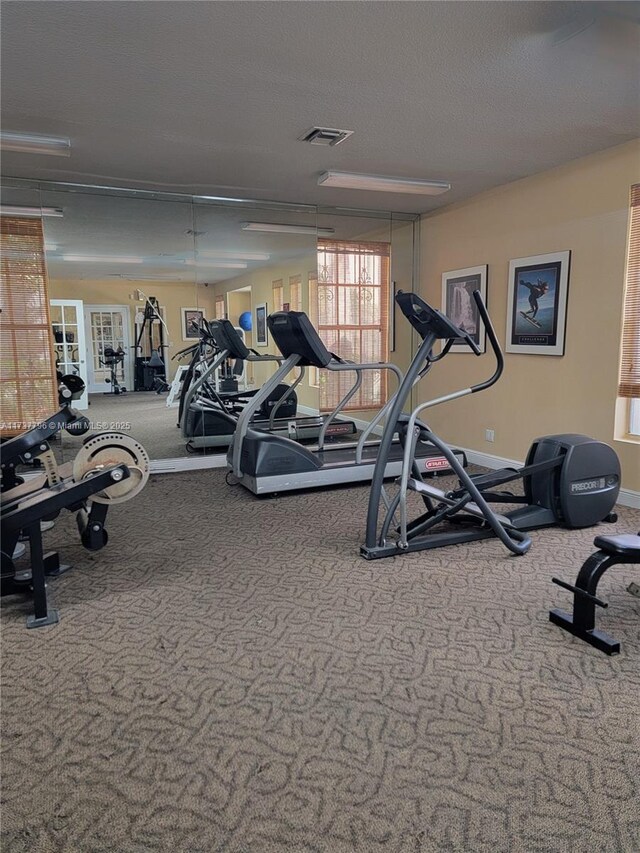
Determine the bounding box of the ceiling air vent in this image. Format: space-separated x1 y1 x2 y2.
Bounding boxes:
299 127 354 147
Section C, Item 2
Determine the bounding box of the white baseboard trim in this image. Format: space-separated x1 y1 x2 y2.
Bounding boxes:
618 488 640 509
461 446 640 510
462 447 523 471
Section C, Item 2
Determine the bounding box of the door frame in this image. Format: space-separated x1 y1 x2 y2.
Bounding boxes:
84 304 134 393
50 298 89 409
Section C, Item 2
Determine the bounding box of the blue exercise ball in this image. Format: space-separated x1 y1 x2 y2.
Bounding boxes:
239 310 252 331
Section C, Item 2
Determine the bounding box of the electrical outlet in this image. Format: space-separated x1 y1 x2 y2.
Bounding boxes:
485 428 495 442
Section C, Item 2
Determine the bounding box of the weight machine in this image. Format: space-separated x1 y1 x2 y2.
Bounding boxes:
134 295 168 391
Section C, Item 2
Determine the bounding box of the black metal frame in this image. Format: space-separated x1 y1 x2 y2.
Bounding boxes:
2 466 130 627
550 534 640 655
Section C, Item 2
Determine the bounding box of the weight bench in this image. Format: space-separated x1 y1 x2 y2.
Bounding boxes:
550 533 640 655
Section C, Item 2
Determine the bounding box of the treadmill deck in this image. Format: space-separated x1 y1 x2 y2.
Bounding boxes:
236 442 465 495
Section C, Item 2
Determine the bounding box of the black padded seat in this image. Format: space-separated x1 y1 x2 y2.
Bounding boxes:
593 534 640 556
550 530 640 654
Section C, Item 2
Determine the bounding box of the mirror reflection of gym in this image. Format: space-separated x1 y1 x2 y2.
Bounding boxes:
39 189 201 463
4 178 420 468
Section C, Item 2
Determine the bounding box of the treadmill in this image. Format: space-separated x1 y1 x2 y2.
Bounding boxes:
227 310 467 495
182 319 356 449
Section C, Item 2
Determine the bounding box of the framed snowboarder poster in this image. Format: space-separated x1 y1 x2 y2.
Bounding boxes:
506 251 571 355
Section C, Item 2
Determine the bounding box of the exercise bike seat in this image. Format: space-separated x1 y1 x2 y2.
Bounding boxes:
593 533 640 558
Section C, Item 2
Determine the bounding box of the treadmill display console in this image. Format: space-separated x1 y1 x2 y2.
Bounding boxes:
209 319 251 360
268 311 333 368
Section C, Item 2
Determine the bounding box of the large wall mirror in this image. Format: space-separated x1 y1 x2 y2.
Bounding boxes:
1 178 418 472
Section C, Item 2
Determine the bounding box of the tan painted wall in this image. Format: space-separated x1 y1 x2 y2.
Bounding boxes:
418 139 640 492
48 278 216 381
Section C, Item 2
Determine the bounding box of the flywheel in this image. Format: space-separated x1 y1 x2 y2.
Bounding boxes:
72 432 150 504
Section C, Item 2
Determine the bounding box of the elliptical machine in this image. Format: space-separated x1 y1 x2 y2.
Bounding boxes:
361 290 620 560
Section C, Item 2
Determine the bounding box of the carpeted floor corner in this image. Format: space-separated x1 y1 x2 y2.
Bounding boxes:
2 469 639 852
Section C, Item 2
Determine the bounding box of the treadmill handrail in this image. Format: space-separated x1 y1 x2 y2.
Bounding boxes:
231 353 302 476
268 365 305 428
230 356 405 478
317 367 363 451
324 361 404 463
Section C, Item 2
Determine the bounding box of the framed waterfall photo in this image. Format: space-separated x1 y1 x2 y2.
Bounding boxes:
506 250 571 355
181 307 204 341
441 264 488 353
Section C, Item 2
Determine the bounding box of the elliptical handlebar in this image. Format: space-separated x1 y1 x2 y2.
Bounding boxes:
470 290 504 394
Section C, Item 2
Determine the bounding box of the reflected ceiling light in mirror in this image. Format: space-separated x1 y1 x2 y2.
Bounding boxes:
241 222 334 236
197 251 271 261
0 205 64 217
62 254 144 263
111 274 186 282
317 171 451 195
0 131 71 156
181 259 247 268
194 194 254 203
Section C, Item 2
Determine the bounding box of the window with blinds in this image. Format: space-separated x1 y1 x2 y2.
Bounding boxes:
289 274 302 312
215 295 225 319
619 183 640 435
0 217 58 435
272 279 283 313
315 239 390 411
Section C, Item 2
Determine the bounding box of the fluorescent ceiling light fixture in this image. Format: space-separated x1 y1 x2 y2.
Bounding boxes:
204 261 248 269
62 254 144 264
318 171 451 195
196 251 270 261
0 205 64 218
194 195 253 204
183 259 247 269
241 222 335 236
0 131 71 157
111 274 185 281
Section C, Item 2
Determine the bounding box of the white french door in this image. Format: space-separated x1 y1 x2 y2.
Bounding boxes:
50 299 89 409
84 305 133 394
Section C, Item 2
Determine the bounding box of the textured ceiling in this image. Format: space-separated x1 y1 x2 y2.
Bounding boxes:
1 1 639 215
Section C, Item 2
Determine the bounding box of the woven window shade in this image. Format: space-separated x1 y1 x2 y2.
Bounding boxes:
1 217 58 435
272 279 283 313
619 184 640 398
289 274 302 312
316 239 390 411
215 295 225 319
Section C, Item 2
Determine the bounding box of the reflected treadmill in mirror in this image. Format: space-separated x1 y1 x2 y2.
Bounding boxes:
180 319 356 450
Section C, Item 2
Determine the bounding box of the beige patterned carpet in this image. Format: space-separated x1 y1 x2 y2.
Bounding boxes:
2 469 639 853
